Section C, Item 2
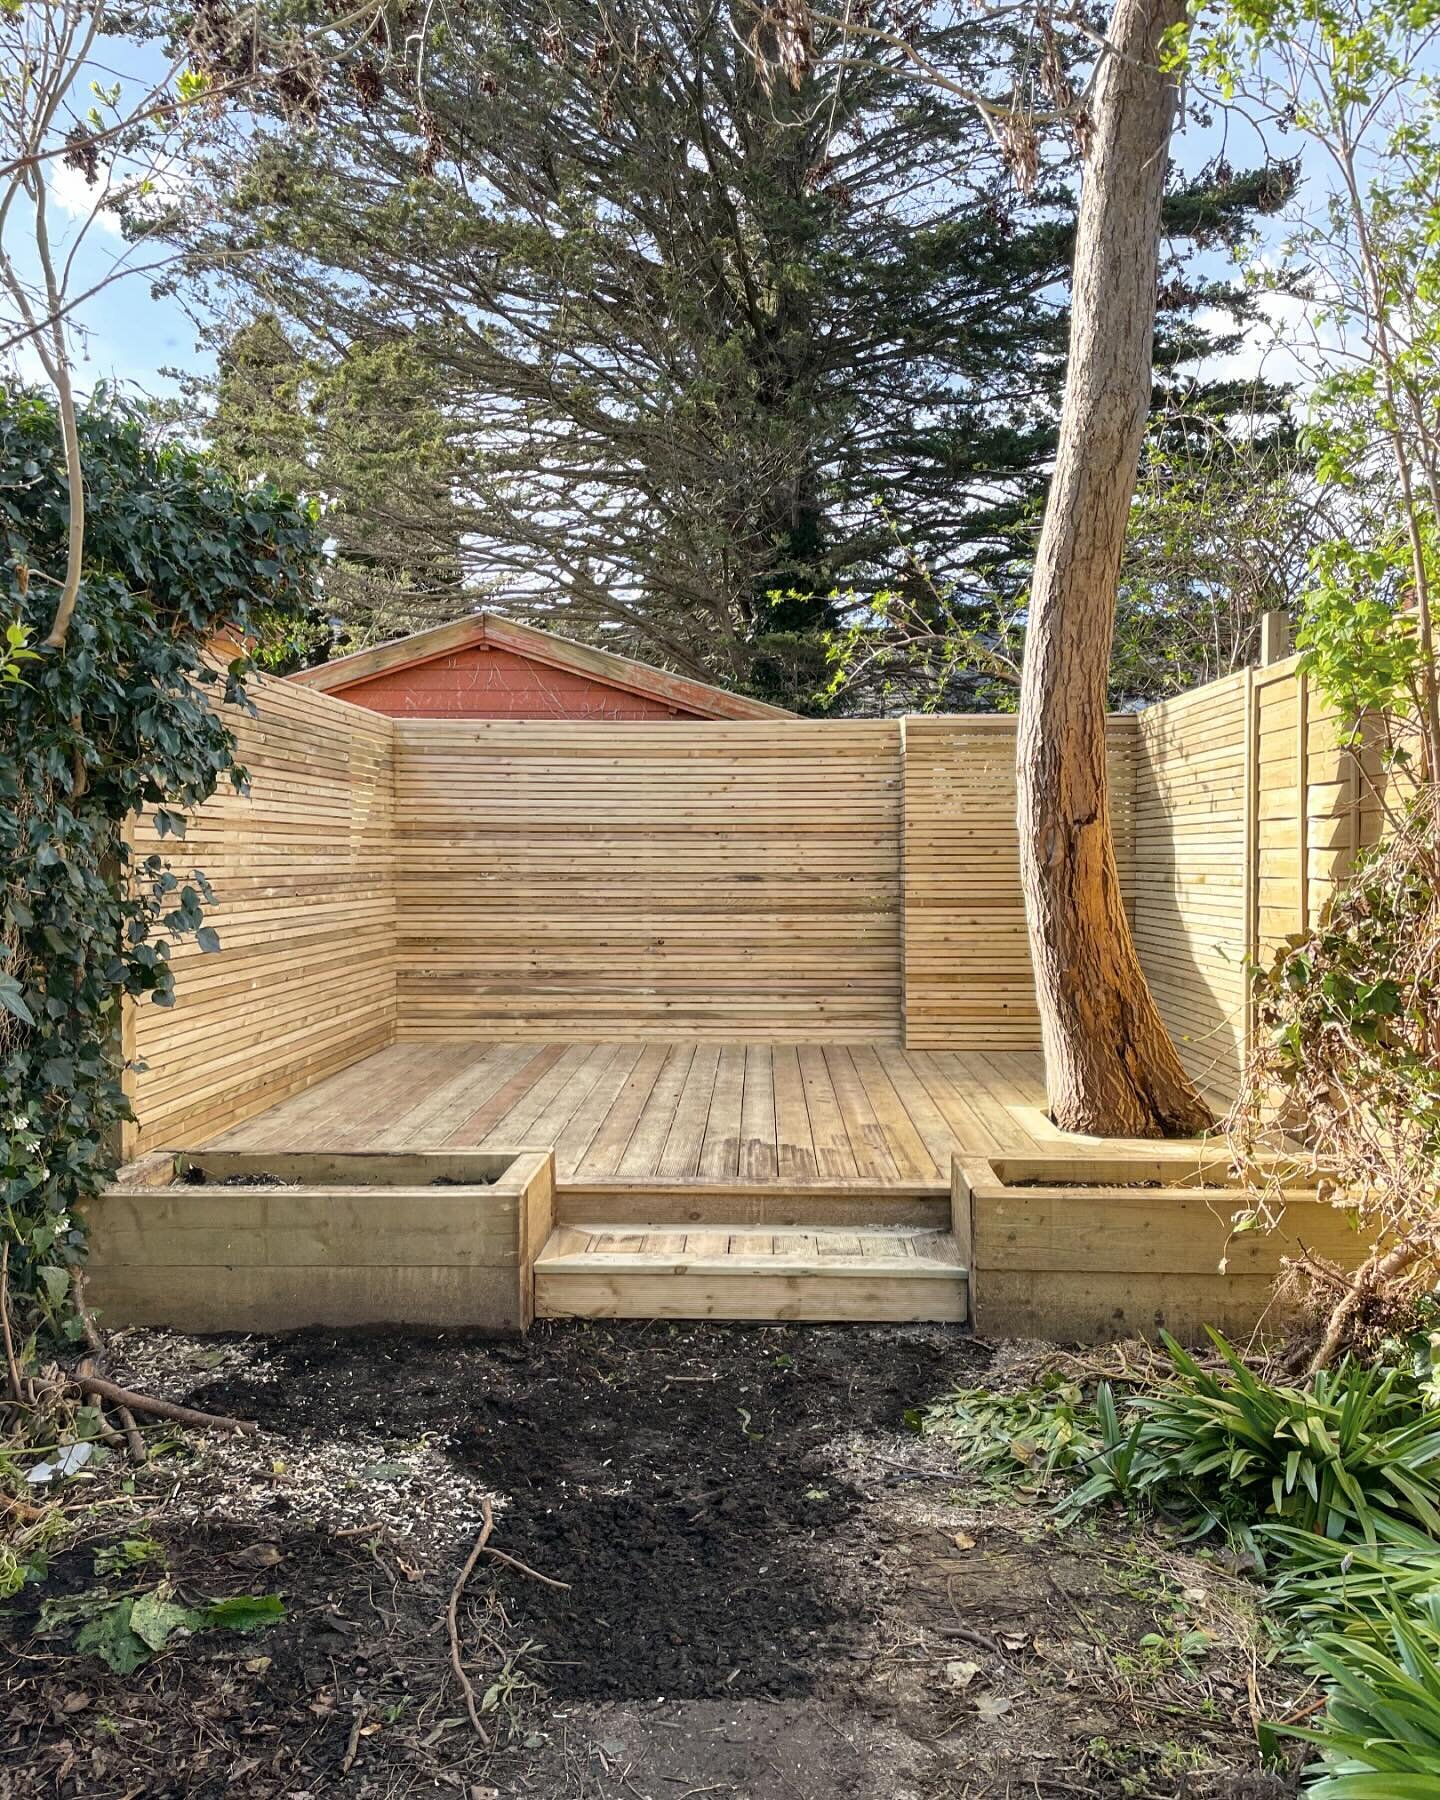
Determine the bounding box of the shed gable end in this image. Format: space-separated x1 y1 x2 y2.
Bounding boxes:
332 642 712 720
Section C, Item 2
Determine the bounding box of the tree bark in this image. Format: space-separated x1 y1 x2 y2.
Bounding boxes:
1016 0 1214 1137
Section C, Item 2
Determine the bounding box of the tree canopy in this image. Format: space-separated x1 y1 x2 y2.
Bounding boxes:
158 0 1292 707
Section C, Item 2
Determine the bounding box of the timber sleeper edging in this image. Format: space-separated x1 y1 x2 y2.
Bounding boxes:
82 1148 556 1335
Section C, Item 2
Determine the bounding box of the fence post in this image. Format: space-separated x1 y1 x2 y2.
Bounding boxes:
1241 667 1259 1061
1259 609 1290 666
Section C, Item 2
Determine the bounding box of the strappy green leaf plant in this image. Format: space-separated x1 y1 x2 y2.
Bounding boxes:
1283 1604 1440 1798
1058 1331 1440 1561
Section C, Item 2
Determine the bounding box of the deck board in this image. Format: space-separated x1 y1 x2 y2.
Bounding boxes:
205 1037 1055 1180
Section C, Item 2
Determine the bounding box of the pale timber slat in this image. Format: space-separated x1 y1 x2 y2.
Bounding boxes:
900 716 1138 1049
127 676 399 1154
209 1038 1051 1185
391 719 905 1042
1132 654 1399 1111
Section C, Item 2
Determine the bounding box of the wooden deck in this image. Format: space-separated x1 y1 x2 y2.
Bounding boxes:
159 1040 1228 1326
205 1039 1059 1181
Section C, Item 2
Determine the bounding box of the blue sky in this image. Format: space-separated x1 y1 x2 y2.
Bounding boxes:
4 34 211 402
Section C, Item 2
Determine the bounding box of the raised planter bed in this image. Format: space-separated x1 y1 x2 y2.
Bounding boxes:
80 1149 556 1335
953 1149 1359 1344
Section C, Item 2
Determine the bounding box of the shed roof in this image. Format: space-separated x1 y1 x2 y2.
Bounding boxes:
288 612 794 720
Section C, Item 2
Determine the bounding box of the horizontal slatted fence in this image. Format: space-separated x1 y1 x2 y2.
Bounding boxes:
1253 661 1396 960
126 671 1378 1152
391 720 904 1041
1134 673 1251 1106
126 677 398 1153
902 717 1138 1048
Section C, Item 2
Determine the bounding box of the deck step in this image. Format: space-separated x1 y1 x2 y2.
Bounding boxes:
534 1222 968 1323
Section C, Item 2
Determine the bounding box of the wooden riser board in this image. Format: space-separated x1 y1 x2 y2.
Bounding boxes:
535 1275 968 1323
557 1183 949 1229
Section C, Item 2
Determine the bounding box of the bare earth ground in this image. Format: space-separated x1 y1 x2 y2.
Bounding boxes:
0 1324 1306 1799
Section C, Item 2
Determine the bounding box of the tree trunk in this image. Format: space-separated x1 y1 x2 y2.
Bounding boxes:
1016 0 1214 1137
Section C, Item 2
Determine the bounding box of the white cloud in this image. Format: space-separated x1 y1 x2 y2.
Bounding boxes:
1187 291 1341 396
47 156 125 239
2 336 53 390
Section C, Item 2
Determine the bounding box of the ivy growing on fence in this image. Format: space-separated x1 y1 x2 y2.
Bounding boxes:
0 387 318 1325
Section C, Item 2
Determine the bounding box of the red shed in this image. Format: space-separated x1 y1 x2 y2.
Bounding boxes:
288 613 792 721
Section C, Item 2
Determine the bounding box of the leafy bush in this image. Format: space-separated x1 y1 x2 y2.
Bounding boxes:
1229 790 1440 1371
0 386 318 1320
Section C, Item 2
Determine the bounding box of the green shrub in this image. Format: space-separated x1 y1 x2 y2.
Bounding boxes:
1061 1333 1440 1560
1 386 318 1321
1283 1603 1440 1798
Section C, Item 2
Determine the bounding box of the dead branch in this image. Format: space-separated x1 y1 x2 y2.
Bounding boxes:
447 1496 572 1738
0 1243 31 1407
447 1497 496 1740
1308 1235 1438 1376
75 1357 132 1457
0 1492 52 1524
73 1271 146 1463
481 1544 572 1590
70 1372 256 1436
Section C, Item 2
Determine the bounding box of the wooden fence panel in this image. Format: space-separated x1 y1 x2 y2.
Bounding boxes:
902 716 1137 1049
392 719 904 1041
1133 672 1251 1106
1254 663 1393 961
126 676 398 1153
1134 652 1398 1110
126 669 1363 1153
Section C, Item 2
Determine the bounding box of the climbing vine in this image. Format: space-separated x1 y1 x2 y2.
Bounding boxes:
0 387 318 1325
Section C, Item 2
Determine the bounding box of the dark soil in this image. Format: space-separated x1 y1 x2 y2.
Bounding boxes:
181 1167 297 1187
0 1323 1304 1799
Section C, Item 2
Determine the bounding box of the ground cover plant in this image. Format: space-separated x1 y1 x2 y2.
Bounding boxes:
918 1326 1440 1795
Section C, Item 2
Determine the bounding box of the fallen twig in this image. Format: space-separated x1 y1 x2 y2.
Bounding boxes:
341 1702 366 1774
0 1491 51 1524
937 1622 1002 1655
446 1496 572 1739
447 1499 496 1741
482 1544 572 1590
70 1372 256 1435
73 1272 147 1463
75 1357 131 1457
1 1243 32 1408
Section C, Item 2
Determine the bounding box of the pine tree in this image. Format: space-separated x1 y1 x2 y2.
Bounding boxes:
165 0 1290 703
